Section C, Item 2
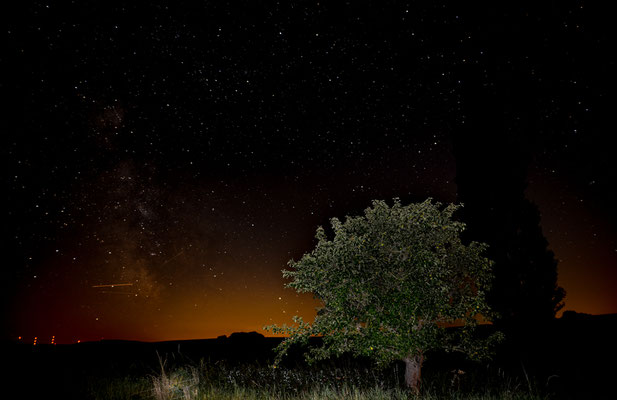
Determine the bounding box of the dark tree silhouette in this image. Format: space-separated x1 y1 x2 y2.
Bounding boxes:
452 129 565 328
455 176 565 328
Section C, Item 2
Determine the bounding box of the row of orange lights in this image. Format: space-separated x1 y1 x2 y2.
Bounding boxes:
18 336 81 345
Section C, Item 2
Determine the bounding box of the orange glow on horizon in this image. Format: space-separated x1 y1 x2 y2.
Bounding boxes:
9 226 616 344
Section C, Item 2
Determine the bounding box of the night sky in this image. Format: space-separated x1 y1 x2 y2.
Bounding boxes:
4 1 616 344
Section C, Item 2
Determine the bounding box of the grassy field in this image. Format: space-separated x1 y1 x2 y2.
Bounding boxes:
84 358 547 400
10 315 617 399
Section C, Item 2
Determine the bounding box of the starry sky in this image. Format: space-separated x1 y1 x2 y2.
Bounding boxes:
3 1 616 344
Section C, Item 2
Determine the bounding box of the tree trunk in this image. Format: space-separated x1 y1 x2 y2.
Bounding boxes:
403 354 424 393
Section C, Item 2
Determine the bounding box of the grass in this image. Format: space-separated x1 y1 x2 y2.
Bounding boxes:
86 375 152 400
85 357 548 400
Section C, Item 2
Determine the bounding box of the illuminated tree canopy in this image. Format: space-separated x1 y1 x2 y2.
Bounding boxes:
267 198 502 390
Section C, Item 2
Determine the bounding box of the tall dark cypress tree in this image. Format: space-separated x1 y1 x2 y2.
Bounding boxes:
453 131 565 329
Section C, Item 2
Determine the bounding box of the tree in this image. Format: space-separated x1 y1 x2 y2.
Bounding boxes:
266 198 501 392
486 199 565 327
452 129 566 327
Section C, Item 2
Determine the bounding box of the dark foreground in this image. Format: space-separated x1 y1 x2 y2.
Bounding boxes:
4 313 616 399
